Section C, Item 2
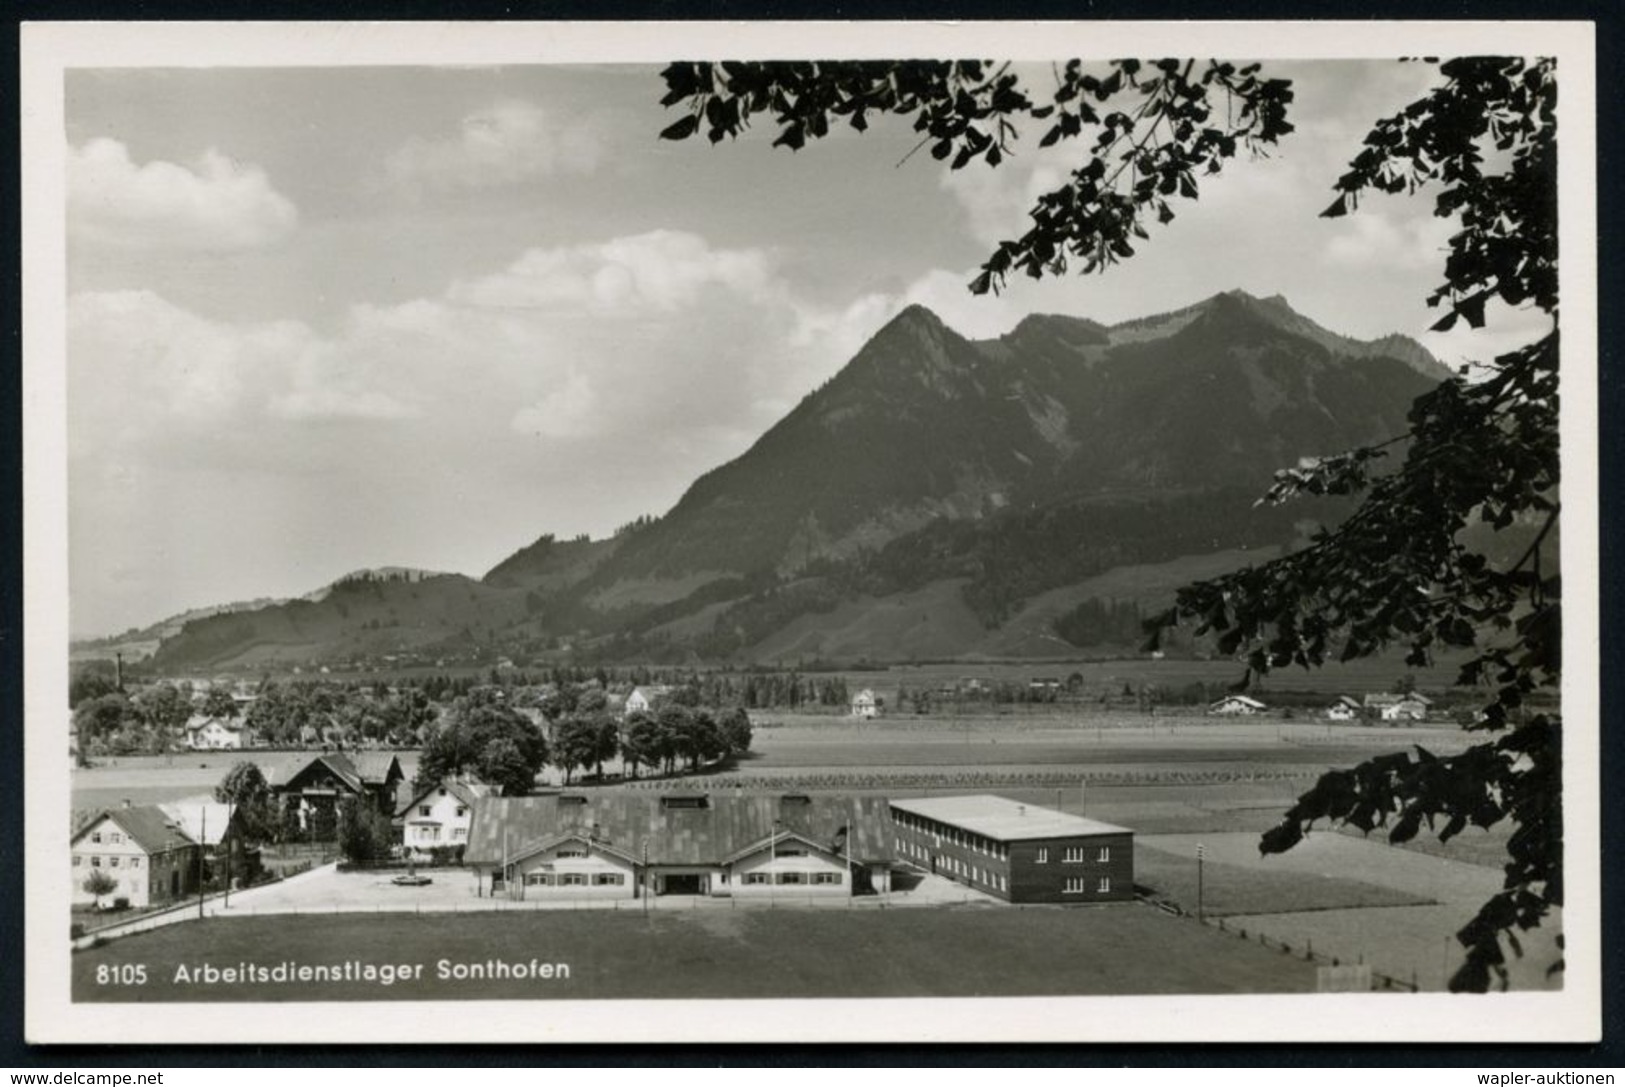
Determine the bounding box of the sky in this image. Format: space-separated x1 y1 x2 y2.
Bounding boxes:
62 58 1553 639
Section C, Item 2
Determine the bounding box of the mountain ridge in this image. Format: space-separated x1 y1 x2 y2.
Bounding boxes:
101 291 1448 671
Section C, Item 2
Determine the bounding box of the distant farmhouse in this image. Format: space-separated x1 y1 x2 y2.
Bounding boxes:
399 778 496 855
184 713 255 750
850 688 883 719
71 803 201 908
624 685 673 716
1326 696 1363 721
1207 694 1266 716
465 792 895 900
890 795 1133 904
1365 692 1432 722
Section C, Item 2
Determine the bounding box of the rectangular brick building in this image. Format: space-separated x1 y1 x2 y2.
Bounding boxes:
890 795 1133 904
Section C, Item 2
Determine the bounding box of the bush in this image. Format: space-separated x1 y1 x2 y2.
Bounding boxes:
112 897 130 912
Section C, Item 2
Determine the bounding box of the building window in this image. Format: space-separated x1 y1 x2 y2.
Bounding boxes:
72 856 81 867
743 873 770 885
91 832 102 844
524 872 552 886
1063 847 1085 863
556 848 587 859
776 846 808 856
776 872 806 885
1098 878 1112 893
594 873 624 886
456 806 467 817
91 856 101 867
812 872 842 885
130 857 140 869
418 806 432 817
1064 877 1086 894
561 874 587 886
1035 847 1049 864
453 828 467 841
1098 847 1111 862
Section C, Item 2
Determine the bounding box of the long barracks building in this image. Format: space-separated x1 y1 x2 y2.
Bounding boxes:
889 795 1134 904
464 792 895 900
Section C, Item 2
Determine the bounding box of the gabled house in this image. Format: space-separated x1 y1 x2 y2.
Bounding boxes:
184 714 253 750
158 795 263 886
398 778 497 856
1364 692 1432 722
1326 696 1363 721
850 689 883 719
624 685 673 716
465 793 895 900
71 803 201 908
270 751 405 828
1207 694 1267 716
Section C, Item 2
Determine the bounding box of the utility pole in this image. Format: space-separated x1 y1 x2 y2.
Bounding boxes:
1196 843 1205 924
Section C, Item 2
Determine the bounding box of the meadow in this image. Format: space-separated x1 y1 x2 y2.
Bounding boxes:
72 902 1318 1002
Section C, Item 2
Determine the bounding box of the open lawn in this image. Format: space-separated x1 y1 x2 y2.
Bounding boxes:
73 903 1318 1001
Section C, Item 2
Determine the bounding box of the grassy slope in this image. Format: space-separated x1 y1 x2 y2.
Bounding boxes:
73 905 1316 1002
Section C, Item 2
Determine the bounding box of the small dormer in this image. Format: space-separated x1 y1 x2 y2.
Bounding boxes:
661 794 709 810
557 794 588 807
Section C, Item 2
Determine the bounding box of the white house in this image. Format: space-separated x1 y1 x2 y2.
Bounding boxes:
624 685 673 716
1384 695 1432 722
185 714 252 750
850 688 883 719
399 779 495 855
1207 694 1267 716
1364 692 1433 722
71 804 201 909
1326 696 1363 721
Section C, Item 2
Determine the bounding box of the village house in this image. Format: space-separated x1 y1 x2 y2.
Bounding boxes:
158 795 263 887
850 688 883 719
184 713 255 750
398 778 497 856
1326 696 1363 721
1365 692 1433 722
71 803 201 909
464 792 895 901
269 751 405 830
890 795 1134 905
1207 694 1267 716
624 685 674 717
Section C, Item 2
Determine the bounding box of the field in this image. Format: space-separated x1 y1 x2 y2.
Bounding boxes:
73 904 1318 1002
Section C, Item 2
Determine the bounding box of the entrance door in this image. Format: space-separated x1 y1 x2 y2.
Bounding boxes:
170 870 179 898
663 873 703 895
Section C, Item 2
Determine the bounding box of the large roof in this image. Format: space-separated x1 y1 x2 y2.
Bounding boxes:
398 778 497 817
71 805 195 854
157 797 236 846
272 751 402 794
889 795 1131 841
466 793 894 867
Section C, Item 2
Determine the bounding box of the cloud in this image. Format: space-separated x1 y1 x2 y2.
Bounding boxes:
67 289 420 466
68 137 298 251
384 99 604 197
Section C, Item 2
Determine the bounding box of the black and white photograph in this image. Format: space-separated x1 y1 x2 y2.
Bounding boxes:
20 20 1600 1045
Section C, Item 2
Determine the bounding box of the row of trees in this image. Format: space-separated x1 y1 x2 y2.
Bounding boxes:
414 689 755 795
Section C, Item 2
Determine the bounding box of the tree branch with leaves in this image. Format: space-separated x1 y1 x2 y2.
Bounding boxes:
659 55 1563 991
